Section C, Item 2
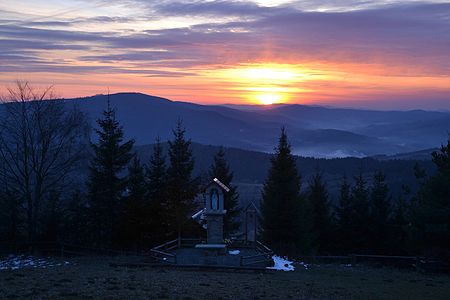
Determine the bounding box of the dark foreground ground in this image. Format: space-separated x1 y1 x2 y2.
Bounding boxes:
1 256 450 300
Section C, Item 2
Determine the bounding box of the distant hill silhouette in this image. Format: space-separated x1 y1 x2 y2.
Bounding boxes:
134 142 436 208
370 148 438 161
66 92 450 158
64 138 437 208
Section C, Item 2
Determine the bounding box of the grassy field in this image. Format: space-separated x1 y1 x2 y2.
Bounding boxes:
0 256 450 299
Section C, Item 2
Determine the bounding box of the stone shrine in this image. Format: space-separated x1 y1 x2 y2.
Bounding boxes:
150 178 273 268
195 178 229 250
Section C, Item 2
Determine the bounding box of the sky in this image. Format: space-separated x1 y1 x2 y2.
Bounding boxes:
0 0 449 110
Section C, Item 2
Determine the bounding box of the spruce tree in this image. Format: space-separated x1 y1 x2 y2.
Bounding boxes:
166 119 199 242
369 171 391 253
87 101 134 246
261 127 311 255
209 147 241 238
65 189 88 245
146 138 168 244
122 155 147 248
336 175 353 252
350 172 371 252
391 186 410 255
307 171 333 254
413 136 450 255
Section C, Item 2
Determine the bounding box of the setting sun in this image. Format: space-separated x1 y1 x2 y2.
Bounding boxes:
210 63 309 104
257 93 281 105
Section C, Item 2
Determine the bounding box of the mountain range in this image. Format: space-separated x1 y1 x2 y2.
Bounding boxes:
67 92 450 158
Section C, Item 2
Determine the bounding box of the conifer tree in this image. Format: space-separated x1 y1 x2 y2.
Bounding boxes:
350 172 371 252
65 189 88 245
127 156 147 200
146 138 168 244
413 136 450 254
122 155 147 248
166 119 199 242
391 185 410 254
307 171 333 254
209 147 241 238
87 101 134 246
369 171 391 253
261 127 311 255
336 175 353 252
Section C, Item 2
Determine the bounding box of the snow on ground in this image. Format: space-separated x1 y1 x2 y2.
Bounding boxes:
0 255 69 271
267 255 295 271
228 250 240 255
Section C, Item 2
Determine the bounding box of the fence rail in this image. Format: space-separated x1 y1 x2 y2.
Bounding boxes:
241 240 273 267
152 239 178 252
294 254 425 270
2 241 448 273
149 248 176 264
0 242 154 258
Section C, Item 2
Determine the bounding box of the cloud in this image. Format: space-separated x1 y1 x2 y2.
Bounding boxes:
79 51 178 62
152 0 279 17
0 24 109 42
1 1 449 78
0 38 90 50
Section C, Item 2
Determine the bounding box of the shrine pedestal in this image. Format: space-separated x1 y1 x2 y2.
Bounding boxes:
194 243 227 255
205 211 226 244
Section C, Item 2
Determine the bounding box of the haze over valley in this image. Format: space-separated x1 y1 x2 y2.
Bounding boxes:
70 92 450 158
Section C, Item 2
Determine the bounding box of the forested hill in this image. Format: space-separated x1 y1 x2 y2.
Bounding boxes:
67 92 450 158
135 142 436 205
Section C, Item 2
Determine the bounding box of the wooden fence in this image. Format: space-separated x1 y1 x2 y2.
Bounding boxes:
240 241 273 267
1 242 449 273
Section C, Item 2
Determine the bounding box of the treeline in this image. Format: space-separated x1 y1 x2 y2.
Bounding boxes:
0 83 240 250
260 128 450 258
0 82 449 259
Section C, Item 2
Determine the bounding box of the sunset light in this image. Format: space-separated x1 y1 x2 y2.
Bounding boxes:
0 0 449 110
1 1 450 297
241 66 299 83
257 93 281 105
211 64 306 104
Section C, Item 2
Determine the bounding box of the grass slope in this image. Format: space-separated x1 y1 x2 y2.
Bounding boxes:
1 256 449 299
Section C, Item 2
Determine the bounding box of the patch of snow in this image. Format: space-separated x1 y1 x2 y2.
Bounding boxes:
267 255 295 272
0 255 69 271
228 250 240 255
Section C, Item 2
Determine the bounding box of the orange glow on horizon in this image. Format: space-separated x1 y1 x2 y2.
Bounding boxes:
2 1 450 110
257 93 281 105
204 63 316 105
1 61 450 109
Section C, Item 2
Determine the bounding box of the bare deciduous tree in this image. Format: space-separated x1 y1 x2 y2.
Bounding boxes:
0 81 90 244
